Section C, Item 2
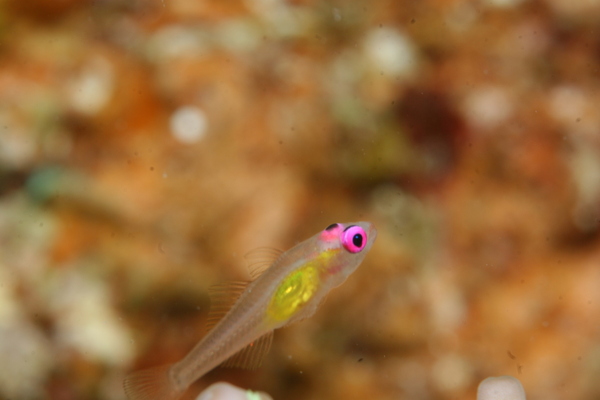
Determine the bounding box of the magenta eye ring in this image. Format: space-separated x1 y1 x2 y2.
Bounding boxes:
342 225 367 253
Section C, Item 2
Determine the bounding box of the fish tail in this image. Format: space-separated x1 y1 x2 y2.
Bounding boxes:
124 364 184 400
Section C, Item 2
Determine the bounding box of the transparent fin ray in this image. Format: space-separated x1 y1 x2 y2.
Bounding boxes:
244 247 283 280
206 281 249 331
123 364 183 400
220 331 274 370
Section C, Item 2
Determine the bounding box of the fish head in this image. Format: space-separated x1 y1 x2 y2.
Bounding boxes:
265 221 377 325
315 221 377 287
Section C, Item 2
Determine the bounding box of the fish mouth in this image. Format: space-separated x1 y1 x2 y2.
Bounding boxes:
368 224 378 244
369 224 378 240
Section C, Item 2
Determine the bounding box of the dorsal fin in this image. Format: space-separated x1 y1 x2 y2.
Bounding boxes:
244 247 283 280
220 331 274 370
205 281 249 332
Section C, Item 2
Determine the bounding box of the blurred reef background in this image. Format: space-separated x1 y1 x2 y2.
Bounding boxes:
1 0 600 399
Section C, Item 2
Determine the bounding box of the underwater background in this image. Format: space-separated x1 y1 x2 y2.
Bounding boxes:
1 0 600 399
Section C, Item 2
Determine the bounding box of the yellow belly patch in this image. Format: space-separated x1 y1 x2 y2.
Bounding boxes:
267 263 320 322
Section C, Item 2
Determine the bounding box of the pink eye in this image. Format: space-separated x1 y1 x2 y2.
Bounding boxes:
342 225 367 253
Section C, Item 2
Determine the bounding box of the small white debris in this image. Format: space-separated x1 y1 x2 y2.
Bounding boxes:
477 376 526 400
170 106 208 144
463 86 513 130
66 56 114 116
363 28 417 78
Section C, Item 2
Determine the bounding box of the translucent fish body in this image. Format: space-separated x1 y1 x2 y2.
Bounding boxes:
124 221 377 400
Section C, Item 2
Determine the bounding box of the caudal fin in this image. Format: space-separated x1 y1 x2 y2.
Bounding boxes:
124 364 184 400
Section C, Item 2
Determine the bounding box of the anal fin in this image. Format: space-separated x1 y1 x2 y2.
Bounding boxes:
220 331 274 370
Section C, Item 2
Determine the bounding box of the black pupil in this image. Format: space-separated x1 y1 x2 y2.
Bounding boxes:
352 233 363 247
